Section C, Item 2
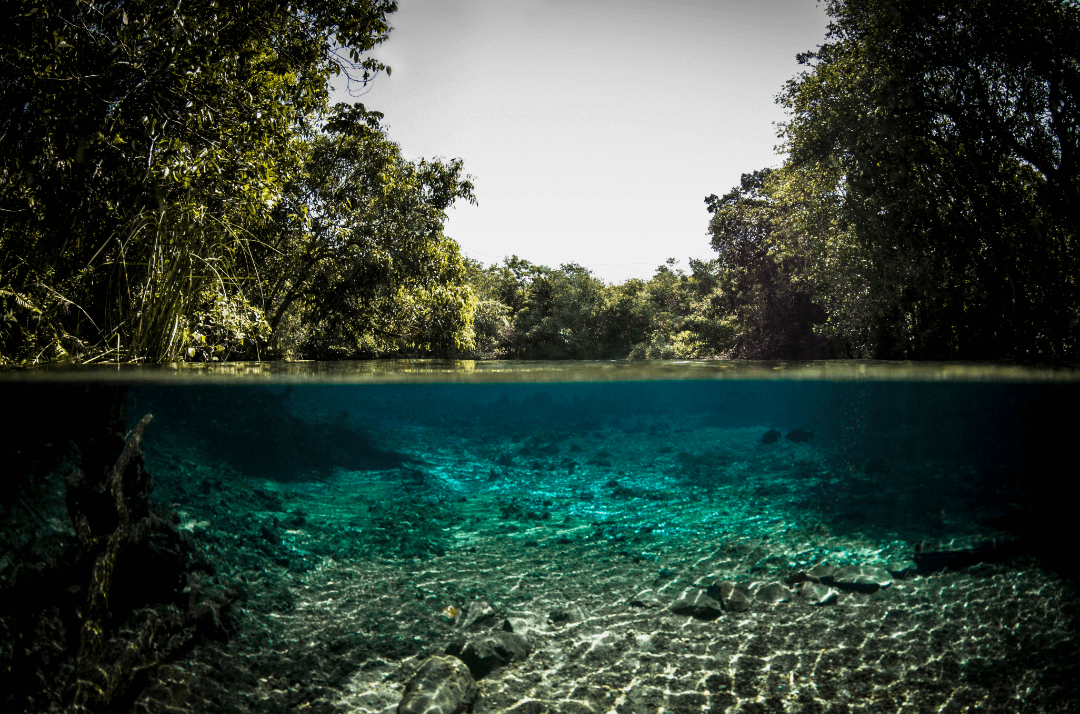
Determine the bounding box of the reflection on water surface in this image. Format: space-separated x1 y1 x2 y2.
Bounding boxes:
3 358 1079 383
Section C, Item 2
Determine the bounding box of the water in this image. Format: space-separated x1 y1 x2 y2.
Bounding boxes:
1 361 1078 713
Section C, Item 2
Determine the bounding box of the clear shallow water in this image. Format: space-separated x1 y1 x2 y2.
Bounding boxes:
2 361 1078 713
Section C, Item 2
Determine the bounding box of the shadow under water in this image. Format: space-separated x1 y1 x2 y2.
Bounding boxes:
130 385 417 481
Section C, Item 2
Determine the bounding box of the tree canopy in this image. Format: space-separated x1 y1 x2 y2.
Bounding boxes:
1 0 478 363
776 0 1079 361
3 0 1076 364
253 102 478 359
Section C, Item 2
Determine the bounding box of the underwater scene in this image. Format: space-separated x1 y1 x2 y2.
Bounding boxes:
2 362 1079 714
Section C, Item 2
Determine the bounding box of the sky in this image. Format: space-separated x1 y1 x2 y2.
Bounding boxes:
331 0 832 284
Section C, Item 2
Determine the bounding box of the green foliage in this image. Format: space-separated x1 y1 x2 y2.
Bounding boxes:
464 257 600 359
765 161 876 357
2 0 479 364
598 278 656 356
462 256 740 360
512 262 608 359
619 262 704 359
703 171 838 359
777 0 1080 361
620 259 739 359
1 1 493 364
255 103 478 359
456 0 1079 364
106 200 262 363
0 286 61 362
627 330 708 360
183 289 271 362
469 255 546 317
15 0 1067 362
468 300 514 359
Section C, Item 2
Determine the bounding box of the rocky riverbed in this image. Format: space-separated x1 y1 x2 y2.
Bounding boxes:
3 405 1077 714
133 416 1079 714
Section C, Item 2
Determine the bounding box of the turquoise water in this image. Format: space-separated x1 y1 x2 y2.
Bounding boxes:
1 361 1077 713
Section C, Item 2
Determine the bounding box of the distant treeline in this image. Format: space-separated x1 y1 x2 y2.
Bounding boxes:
461 248 832 361
2 0 1077 364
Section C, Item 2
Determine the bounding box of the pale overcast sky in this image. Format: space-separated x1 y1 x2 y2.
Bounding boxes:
332 0 831 284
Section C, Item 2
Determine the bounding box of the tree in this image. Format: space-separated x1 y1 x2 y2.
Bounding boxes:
254 102 478 358
778 0 1080 361
598 278 656 357
618 260 728 359
703 171 834 359
512 263 608 359
766 160 877 357
1 0 398 362
464 256 571 359
461 258 522 359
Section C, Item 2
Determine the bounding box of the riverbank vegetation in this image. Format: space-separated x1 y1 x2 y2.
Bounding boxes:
2 0 1077 364
1 0 475 363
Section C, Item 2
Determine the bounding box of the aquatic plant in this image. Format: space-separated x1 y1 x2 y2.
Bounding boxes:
63 414 236 714
587 448 614 467
357 498 462 560
498 497 553 521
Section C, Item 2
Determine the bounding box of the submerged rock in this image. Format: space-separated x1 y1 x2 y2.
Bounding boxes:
913 533 1025 573
446 631 531 680
709 581 752 612
668 590 722 620
785 428 814 443
796 581 839 606
628 590 664 609
398 655 479 714
830 565 893 594
795 563 892 594
502 614 549 637
456 600 499 631
753 582 794 603
548 604 587 626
